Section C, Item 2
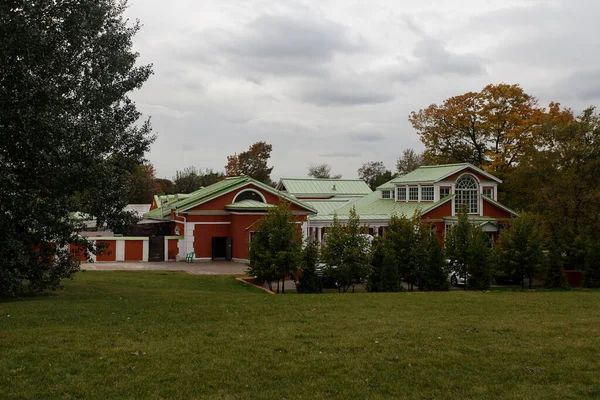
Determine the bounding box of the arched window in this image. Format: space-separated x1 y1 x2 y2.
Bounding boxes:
234 190 265 203
455 175 479 214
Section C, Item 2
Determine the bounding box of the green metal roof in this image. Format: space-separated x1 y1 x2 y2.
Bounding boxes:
144 176 316 219
377 163 502 189
303 199 354 215
278 178 372 197
308 192 455 221
225 200 276 211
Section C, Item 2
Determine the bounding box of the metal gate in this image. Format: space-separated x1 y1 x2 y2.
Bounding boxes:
148 236 165 261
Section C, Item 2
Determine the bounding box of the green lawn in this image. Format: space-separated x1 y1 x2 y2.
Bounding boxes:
1 272 599 399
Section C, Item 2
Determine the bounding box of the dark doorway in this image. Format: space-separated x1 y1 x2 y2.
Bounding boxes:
212 237 227 260
148 236 165 261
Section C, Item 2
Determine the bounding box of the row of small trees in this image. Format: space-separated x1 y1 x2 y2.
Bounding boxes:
247 202 600 294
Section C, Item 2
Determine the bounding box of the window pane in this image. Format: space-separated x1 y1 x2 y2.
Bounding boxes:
455 175 479 214
421 186 434 201
440 187 450 199
397 187 406 201
409 187 418 201
382 190 390 199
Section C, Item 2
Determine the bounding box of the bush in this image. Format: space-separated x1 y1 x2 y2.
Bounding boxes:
247 201 302 293
296 240 323 294
420 233 449 291
366 236 385 292
495 213 545 289
321 207 370 293
446 209 493 290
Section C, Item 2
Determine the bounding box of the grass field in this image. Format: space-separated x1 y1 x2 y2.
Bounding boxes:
1 271 599 399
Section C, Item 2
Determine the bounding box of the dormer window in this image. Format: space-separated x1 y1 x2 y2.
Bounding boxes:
397 187 406 201
455 175 479 214
382 190 392 199
409 187 419 201
421 186 434 201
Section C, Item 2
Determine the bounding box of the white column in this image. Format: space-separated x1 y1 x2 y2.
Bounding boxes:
164 238 169 261
177 239 185 261
185 222 195 257
316 227 322 243
301 222 308 242
142 239 149 262
116 240 125 262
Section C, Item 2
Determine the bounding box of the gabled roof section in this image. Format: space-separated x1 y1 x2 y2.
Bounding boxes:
308 190 455 221
277 178 372 197
303 199 355 216
144 176 317 218
377 163 502 189
482 195 519 217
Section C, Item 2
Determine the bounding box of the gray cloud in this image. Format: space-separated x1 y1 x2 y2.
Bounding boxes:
553 69 600 103
349 132 385 142
390 18 486 82
318 152 362 158
124 0 600 181
346 122 385 142
193 13 366 79
298 74 397 106
300 85 396 106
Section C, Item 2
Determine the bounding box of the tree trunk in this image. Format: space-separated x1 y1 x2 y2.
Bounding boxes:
528 275 533 289
277 279 280 294
267 281 273 291
282 278 285 294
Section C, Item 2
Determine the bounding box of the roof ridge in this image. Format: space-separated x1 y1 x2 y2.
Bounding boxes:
419 163 469 168
280 177 366 181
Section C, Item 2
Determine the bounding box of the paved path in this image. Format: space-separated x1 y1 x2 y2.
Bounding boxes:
81 261 248 275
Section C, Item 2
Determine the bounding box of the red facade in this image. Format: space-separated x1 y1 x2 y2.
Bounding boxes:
177 183 311 261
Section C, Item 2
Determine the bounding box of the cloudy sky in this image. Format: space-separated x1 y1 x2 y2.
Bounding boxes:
124 0 600 181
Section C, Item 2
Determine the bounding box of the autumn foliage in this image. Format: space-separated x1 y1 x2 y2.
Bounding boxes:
225 141 274 184
409 83 550 173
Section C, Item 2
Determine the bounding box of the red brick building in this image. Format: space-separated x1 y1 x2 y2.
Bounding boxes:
144 176 316 262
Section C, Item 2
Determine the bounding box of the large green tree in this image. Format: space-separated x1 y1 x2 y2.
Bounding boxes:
173 166 224 194
358 161 395 190
295 239 323 294
385 215 419 291
396 149 426 176
509 107 600 258
128 164 159 204
445 210 493 290
321 208 370 293
495 213 545 289
247 201 302 294
0 0 154 296
308 163 341 179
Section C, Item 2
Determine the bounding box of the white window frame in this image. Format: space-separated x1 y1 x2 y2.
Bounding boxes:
397 187 406 201
454 174 479 214
382 190 391 199
409 186 419 201
421 186 434 201
249 231 257 243
440 187 451 199
483 187 493 200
